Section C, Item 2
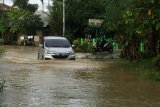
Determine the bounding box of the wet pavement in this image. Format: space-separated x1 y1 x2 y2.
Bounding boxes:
0 46 160 107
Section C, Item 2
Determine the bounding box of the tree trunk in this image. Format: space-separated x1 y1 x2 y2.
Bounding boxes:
147 26 158 57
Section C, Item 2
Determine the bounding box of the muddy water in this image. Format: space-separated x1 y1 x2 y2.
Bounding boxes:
0 46 160 107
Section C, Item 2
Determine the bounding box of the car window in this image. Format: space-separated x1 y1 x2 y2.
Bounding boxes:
45 39 71 48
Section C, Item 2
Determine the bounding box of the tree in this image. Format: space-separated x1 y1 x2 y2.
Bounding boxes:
5 8 30 33
49 0 106 37
0 0 43 44
111 0 160 60
66 0 106 38
0 12 7 39
48 0 63 35
13 0 38 12
12 0 43 35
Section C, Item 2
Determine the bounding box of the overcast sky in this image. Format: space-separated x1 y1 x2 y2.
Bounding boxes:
1 0 52 11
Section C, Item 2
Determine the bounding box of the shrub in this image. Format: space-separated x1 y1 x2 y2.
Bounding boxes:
81 41 88 52
73 39 80 46
72 39 93 53
153 54 160 69
81 41 93 52
144 55 160 81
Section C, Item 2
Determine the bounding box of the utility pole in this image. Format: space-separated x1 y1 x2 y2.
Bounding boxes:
48 0 50 7
41 0 44 11
63 0 65 36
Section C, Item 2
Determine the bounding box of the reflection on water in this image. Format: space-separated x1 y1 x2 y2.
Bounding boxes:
0 47 160 107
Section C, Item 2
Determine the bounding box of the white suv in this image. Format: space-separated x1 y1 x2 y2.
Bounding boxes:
38 36 75 60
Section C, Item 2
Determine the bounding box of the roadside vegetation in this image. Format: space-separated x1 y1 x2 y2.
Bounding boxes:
0 0 43 45
112 56 160 81
49 0 160 61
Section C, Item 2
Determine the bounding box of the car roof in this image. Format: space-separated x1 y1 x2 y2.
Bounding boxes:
44 36 67 40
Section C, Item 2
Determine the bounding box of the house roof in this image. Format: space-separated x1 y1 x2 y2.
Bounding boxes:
0 3 10 10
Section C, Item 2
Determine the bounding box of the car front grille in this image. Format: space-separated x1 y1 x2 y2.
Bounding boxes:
52 53 69 59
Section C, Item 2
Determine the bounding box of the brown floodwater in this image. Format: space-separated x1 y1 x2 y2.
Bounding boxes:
0 46 160 107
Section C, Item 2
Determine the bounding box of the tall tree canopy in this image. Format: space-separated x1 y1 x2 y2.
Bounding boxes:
49 0 106 37
11 0 43 35
49 0 63 35
13 0 38 12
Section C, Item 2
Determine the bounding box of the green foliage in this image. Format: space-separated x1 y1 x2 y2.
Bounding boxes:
13 0 38 12
5 7 31 33
48 0 63 35
65 33 73 43
50 0 159 55
102 0 132 32
109 0 160 60
145 56 160 81
153 54 160 69
81 41 89 52
115 59 160 81
2 0 43 37
49 0 106 37
73 39 80 46
23 14 43 35
72 39 92 52
85 42 93 52
12 0 43 35
0 15 7 35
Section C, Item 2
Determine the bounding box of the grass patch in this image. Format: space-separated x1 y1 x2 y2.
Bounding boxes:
110 59 160 81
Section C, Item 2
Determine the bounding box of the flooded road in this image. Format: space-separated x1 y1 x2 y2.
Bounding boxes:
0 46 160 107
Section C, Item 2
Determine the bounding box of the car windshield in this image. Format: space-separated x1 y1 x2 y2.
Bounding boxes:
45 39 71 48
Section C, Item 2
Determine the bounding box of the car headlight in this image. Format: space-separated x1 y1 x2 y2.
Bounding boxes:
44 50 51 54
70 51 75 55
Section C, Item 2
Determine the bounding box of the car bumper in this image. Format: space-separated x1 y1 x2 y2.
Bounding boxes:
44 53 76 60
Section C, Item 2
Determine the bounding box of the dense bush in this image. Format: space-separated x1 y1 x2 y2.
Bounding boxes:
72 39 92 53
153 54 160 69
144 55 160 81
73 39 80 47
